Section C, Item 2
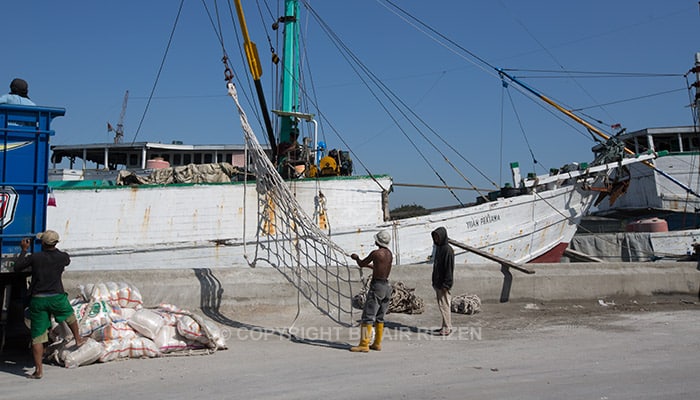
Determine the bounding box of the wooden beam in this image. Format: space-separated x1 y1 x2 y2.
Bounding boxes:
447 239 535 274
563 248 604 263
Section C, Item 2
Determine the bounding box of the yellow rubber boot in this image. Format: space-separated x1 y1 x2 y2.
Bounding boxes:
370 322 384 351
350 323 372 352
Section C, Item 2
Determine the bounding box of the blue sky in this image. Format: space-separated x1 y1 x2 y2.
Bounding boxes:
3 1 699 208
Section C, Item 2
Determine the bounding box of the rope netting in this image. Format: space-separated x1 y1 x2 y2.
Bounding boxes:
227 82 356 326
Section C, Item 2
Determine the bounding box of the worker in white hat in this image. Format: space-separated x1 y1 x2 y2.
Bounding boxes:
349 229 393 352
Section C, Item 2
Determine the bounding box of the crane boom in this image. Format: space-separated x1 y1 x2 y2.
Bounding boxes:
115 90 129 143
108 90 129 143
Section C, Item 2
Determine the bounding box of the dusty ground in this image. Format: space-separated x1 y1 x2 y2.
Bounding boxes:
2 293 699 399
450 294 700 340
221 293 700 341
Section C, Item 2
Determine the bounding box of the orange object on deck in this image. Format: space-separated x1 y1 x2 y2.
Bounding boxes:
146 158 170 169
625 218 669 233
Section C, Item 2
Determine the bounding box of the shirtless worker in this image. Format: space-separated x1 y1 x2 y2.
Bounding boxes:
349 230 393 352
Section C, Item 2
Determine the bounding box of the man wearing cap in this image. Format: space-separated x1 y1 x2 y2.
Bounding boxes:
13 230 85 379
349 229 393 352
0 78 36 105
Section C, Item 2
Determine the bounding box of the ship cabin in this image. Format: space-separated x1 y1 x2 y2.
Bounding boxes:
594 126 700 155
49 141 271 181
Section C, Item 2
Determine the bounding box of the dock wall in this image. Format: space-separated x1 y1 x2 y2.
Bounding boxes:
62 262 700 311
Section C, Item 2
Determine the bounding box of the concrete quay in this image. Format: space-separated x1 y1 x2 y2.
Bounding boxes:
3 262 700 400
62 261 700 311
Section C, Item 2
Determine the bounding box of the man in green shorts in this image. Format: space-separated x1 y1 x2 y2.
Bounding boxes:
13 230 86 379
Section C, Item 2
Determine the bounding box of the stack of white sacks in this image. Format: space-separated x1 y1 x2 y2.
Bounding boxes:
49 282 227 368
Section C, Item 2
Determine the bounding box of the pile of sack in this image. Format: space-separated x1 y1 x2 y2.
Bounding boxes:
47 282 227 369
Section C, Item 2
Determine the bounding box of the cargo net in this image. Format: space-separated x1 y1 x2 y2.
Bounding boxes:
227 82 356 327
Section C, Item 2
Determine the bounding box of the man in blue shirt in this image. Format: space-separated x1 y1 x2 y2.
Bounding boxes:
0 78 36 105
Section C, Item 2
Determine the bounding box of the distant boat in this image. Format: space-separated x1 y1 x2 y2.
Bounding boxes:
42 0 656 271
592 126 700 230
573 125 700 262
566 52 700 262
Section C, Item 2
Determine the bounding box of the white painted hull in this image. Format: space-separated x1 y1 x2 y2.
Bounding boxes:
47 175 596 270
379 184 592 265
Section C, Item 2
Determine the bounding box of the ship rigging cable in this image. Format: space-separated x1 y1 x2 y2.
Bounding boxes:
302 0 492 204
380 0 700 200
131 0 185 144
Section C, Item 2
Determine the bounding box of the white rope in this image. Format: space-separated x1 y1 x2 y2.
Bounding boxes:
451 294 481 315
242 135 251 266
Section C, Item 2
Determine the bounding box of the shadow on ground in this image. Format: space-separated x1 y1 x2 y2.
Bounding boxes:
193 268 353 350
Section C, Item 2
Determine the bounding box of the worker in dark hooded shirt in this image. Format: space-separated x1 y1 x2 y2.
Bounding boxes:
431 227 454 336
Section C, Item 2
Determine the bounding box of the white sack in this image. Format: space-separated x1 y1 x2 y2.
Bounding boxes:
128 309 166 339
61 338 103 369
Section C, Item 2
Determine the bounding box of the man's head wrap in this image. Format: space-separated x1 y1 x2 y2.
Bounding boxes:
10 78 29 98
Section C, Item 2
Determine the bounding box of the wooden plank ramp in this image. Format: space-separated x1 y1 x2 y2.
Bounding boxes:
447 239 535 274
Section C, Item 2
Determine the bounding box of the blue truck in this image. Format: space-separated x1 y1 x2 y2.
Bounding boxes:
0 104 64 350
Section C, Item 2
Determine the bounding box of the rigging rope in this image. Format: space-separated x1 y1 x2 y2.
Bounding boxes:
381 0 700 203
302 1 489 205
379 0 613 146
502 3 619 126
683 74 700 226
504 84 543 175
201 0 272 146
227 81 357 327
131 0 185 144
305 2 495 186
